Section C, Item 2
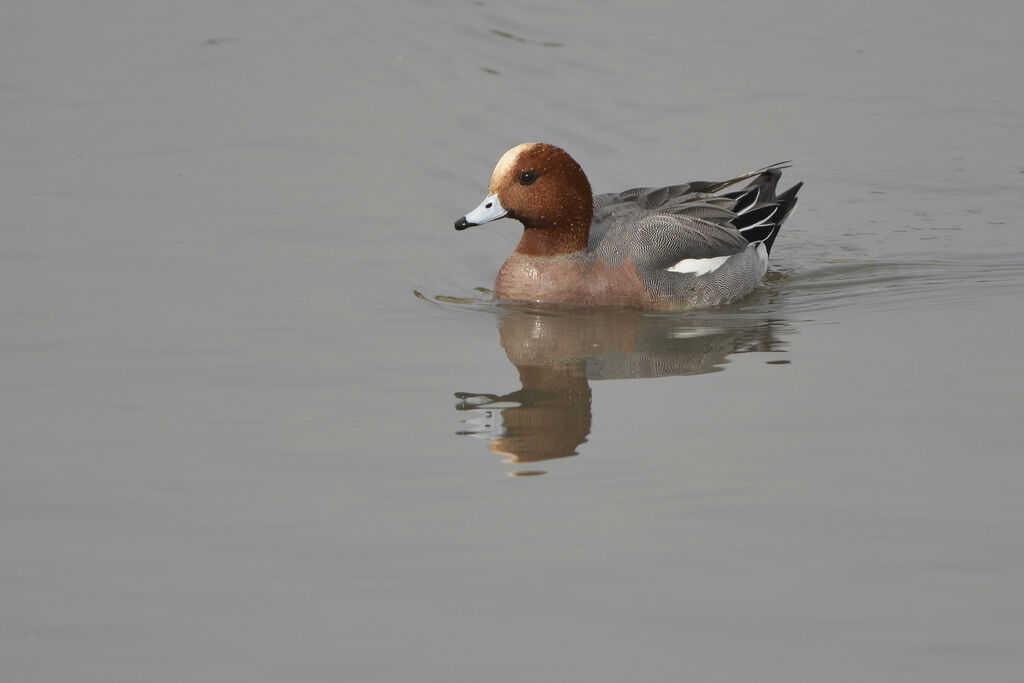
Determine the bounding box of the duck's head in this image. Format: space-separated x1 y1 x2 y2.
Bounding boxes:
455 143 593 255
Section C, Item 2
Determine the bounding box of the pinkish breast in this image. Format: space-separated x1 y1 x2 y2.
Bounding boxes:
494 253 657 308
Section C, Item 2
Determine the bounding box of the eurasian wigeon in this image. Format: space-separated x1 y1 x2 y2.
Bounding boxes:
455 143 802 310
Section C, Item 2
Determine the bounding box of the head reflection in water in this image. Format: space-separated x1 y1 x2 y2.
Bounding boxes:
455 309 786 475
457 359 592 465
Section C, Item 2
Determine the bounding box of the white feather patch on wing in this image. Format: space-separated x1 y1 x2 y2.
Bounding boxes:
665 255 731 276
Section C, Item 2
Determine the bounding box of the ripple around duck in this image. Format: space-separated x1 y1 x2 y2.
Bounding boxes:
414 253 1024 322
767 254 1024 315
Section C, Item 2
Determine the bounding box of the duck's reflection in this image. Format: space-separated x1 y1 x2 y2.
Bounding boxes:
456 308 787 474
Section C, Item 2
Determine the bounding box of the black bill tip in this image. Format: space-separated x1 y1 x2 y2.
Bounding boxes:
454 216 474 231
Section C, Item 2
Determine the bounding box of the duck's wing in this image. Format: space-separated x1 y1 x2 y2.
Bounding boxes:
591 164 802 268
591 212 749 268
593 162 789 214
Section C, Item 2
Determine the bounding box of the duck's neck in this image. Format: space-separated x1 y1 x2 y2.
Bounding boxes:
513 213 592 257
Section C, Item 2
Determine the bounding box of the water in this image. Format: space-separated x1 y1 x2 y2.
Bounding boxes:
3 0 1023 680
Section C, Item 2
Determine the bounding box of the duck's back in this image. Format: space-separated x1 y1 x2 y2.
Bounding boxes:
581 166 802 308
588 165 801 268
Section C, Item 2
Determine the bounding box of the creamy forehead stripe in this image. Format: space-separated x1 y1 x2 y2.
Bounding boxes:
492 142 539 182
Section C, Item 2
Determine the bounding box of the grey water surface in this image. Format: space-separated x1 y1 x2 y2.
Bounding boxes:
3 0 1024 681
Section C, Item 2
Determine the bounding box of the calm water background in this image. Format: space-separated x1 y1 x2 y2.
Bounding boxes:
3 0 1023 680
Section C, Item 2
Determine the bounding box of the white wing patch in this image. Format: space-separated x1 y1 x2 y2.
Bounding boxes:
666 255 731 276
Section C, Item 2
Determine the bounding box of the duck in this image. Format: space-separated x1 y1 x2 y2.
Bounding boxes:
454 143 802 310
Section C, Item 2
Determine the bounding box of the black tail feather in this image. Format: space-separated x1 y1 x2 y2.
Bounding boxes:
730 171 802 256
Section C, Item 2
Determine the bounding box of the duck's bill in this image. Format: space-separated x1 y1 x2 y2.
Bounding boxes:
455 193 508 230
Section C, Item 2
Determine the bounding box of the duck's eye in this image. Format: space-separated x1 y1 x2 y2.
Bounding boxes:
518 170 537 185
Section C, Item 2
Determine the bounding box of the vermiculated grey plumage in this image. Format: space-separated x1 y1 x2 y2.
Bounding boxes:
578 163 802 307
